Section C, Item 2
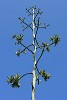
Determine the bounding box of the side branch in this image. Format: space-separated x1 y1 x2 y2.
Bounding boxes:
34 12 39 20
18 17 33 30
36 38 40 47
26 8 33 16
35 23 50 29
35 17 40 36
34 8 43 20
20 44 33 54
23 23 32 31
36 48 45 66
20 43 34 54
19 72 33 80
35 26 48 29
36 39 43 50
21 21 33 30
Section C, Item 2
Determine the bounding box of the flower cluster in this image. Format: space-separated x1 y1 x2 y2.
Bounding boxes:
49 34 60 46
39 70 51 81
7 74 21 88
13 34 24 44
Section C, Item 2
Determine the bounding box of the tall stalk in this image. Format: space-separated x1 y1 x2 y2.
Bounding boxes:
32 7 36 100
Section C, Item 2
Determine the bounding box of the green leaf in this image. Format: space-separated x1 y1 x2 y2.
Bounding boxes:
42 42 50 52
7 75 14 84
42 42 47 47
46 46 50 52
49 37 53 41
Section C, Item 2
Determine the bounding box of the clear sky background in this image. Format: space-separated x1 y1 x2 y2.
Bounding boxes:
0 0 67 100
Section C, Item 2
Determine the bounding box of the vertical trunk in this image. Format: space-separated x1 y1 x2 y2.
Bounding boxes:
32 7 36 100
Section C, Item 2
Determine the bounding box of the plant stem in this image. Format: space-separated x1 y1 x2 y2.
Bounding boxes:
19 72 33 80
32 7 36 100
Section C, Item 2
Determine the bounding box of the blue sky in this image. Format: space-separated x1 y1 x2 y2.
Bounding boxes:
0 0 67 100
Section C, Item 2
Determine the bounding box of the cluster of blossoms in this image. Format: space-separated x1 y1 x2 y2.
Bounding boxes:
7 74 21 88
39 70 51 81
